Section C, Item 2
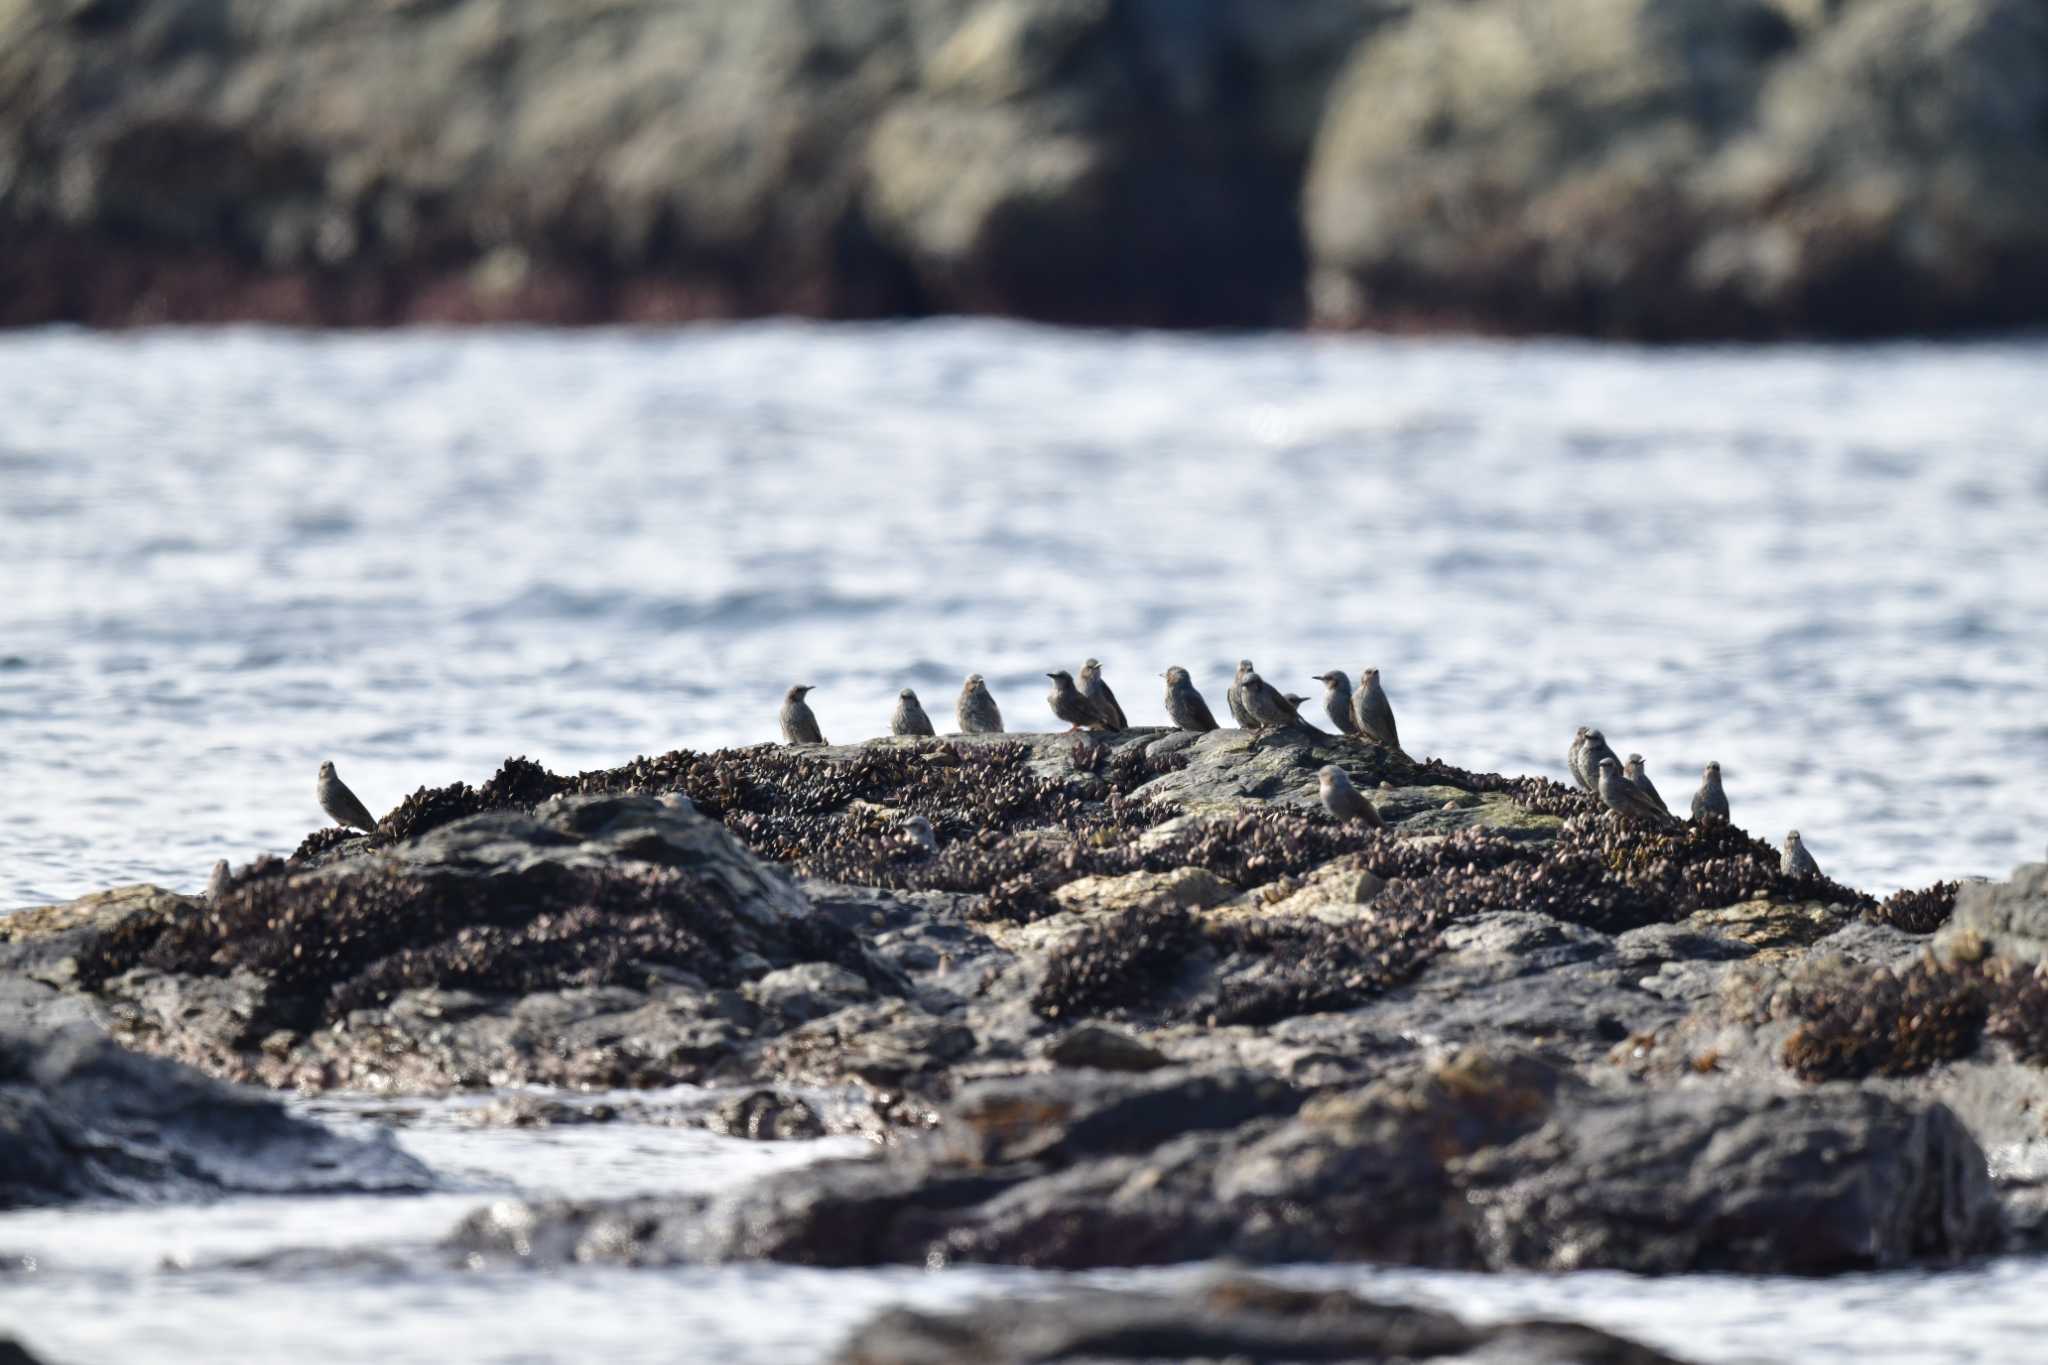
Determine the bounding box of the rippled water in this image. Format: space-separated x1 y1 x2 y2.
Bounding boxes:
3 322 2045 907
3 323 2048 1361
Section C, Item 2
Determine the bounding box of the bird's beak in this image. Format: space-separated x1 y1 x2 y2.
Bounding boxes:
1046 673 1058 679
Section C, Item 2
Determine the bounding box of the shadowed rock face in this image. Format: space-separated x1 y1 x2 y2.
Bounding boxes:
830 1276 1693 1365
4 0 2045 336
448 1047 1998 1275
0 1029 429 1209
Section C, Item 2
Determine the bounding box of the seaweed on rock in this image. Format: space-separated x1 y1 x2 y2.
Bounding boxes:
1866 880 1961 935
1032 906 1204 1021
77 855 882 1038
377 781 483 843
1755 956 1988 1082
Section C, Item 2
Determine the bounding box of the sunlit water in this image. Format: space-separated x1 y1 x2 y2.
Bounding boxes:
3 323 2047 1360
2 322 2044 907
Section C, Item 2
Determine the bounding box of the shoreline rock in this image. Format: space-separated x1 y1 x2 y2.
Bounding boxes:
0 1029 430 1209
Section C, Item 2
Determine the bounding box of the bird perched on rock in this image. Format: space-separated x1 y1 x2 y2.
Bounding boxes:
317 760 378 833
1691 761 1730 822
1313 672 1361 734
1318 765 1385 827
205 859 231 901
890 688 936 737
1046 670 1104 732
1161 666 1219 732
957 674 1003 733
1596 756 1678 830
1624 753 1670 815
1351 668 1401 752
780 684 826 745
1228 660 1257 729
1240 671 1298 729
1782 830 1822 880
1575 729 1621 790
1078 658 1126 731
1568 727 1593 790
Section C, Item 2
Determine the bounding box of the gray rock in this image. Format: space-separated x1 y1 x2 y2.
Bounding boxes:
1043 1023 1169 1073
1937 862 2048 964
1462 1087 1998 1273
0 1029 429 1209
830 1276 1691 1365
449 1048 1994 1275
745 963 876 1026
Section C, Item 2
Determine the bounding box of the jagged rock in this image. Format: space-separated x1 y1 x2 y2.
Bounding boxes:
0 1029 429 1209
831 1276 1693 1364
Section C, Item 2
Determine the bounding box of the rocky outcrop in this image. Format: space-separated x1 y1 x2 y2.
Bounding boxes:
5 0 2046 336
3 726 2030 1276
831 1276 1692 1364
1304 0 2048 338
0 1028 429 1209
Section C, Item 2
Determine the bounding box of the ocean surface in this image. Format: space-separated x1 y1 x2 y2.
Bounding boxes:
3 322 2047 1361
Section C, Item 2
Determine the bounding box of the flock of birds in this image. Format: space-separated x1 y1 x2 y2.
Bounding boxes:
774 659 1829 882
277 659 1826 905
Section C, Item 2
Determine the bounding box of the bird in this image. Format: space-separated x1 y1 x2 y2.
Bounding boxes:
1624 753 1670 815
890 688 936 737
205 859 231 901
1351 667 1400 751
317 760 378 833
1046 670 1104 732
1240 671 1298 729
1283 693 1320 729
1596 756 1678 830
1161 667 1219 732
1227 660 1257 729
1782 830 1822 880
1318 765 1385 827
1313 672 1361 734
1578 729 1621 789
1691 761 1730 822
780 684 826 745
1568 726 1593 790
957 674 1003 734
1077 658 1127 731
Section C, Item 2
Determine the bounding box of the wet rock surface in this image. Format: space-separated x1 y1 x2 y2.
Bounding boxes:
0 1029 429 1209
4 0 2045 337
830 1275 1693 1364
4 727 2032 1275
448 1046 1996 1275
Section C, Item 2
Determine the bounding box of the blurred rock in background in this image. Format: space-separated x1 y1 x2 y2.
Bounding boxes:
3 0 2044 337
